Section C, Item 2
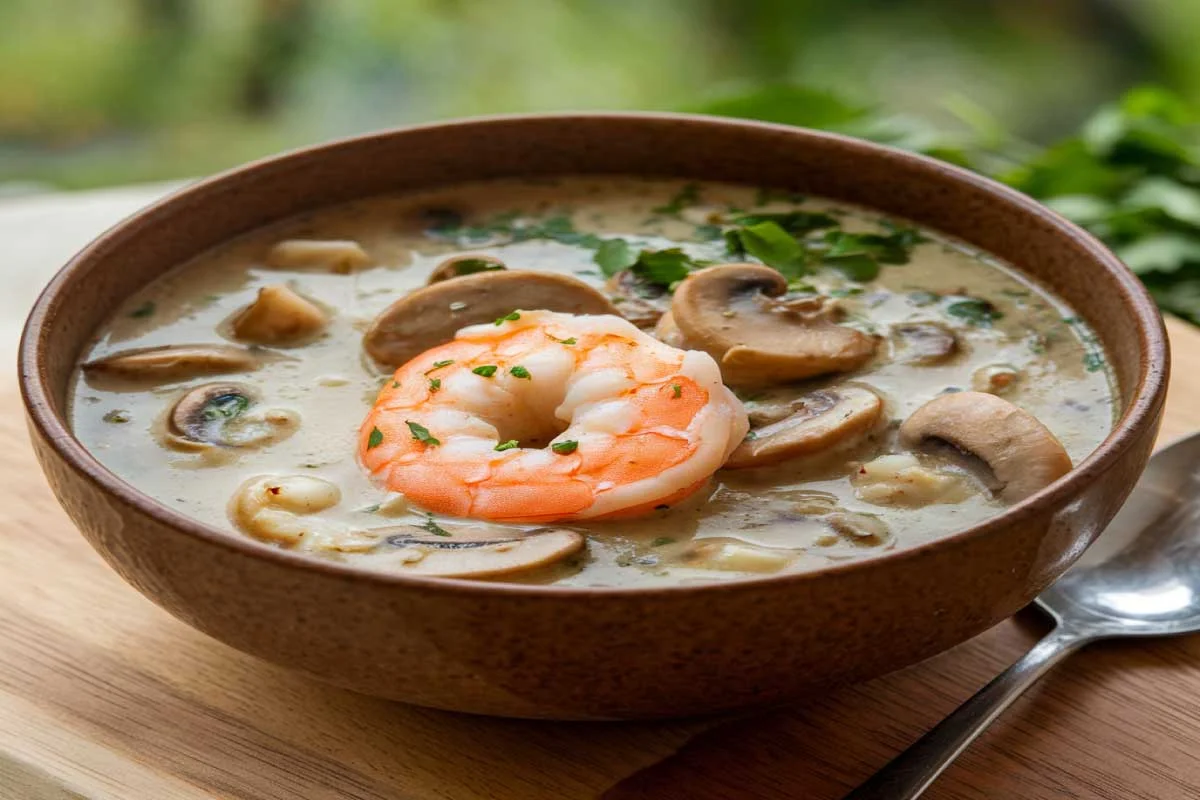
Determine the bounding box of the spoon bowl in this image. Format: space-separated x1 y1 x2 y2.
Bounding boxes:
1038 431 1200 636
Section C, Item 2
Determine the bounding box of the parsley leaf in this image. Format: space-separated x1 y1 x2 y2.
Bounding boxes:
472 365 498 377
594 238 637 276
405 421 440 446
494 439 519 451
630 247 698 287
551 440 579 455
367 427 384 449
130 301 156 319
945 298 1003 326
733 211 838 237
493 311 521 325
727 220 809 278
510 365 531 379
653 183 700 215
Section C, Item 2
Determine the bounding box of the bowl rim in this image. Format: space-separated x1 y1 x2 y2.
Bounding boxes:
19 110 1170 598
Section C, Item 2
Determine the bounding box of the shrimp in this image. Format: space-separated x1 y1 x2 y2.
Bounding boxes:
359 310 749 522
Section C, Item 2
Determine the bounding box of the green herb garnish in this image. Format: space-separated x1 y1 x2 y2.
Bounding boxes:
419 515 452 537
510 365 531 379
428 378 441 392
630 247 700 288
426 359 454 374
451 258 505 276
594 238 637 276
102 409 131 424
551 440 579 455
725 220 809 278
494 311 521 325
494 439 519 451
653 183 700 215
651 536 676 547
472 365 498 377
367 426 385 449
945 298 1003 326
670 383 682 398
405 421 440 446
130 301 155 319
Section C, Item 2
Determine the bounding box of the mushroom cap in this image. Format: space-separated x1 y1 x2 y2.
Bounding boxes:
82 344 262 382
382 527 584 578
166 382 298 450
363 270 619 367
230 284 328 345
427 254 506 284
898 391 1072 502
725 385 883 468
669 263 877 386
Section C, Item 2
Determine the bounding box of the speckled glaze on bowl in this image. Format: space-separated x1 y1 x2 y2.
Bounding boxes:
20 114 1168 720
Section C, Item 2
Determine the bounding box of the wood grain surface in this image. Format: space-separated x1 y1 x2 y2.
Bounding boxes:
4 188 1200 799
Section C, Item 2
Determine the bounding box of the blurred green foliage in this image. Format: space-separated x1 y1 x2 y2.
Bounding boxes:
4 0 1200 321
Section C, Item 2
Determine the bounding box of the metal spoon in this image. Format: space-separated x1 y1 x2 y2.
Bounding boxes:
846 431 1200 800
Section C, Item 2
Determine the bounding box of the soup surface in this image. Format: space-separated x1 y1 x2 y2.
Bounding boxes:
70 177 1115 587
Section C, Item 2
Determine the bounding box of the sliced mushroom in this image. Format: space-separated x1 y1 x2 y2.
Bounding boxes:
363 270 619 367
82 344 262 382
606 270 671 328
230 285 328 346
265 239 370 273
725 386 884 468
899 391 1072 502
381 526 584 578
165 382 298 451
891 322 959 365
427 254 506 284
667 264 878 385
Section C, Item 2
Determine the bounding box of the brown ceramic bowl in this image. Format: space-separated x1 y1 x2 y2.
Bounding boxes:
20 114 1168 720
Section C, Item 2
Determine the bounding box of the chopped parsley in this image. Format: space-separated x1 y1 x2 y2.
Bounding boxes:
630 247 700 287
428 378 441 392
510 365 531 379
493 311 521 325
595 238 637 276
556 336 577 345
425 359 454 374
102 409 131 424
651 536 676 547
201 393 250 421
419 515 452 537
670 383 682 398
494 439 519 451
405 420 440 446
129 301 156 319
725 220 809 278
1083 351 1107 372
733 210 838 237
367 426 384 449
472 365 498 377
945 298 1003 326
449 258 504 276
551 440 579 455
653 183 700 215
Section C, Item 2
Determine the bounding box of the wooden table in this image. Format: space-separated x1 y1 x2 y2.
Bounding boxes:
3 185 1200 800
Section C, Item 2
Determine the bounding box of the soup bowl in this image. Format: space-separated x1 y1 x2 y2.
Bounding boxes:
20 114 1168 719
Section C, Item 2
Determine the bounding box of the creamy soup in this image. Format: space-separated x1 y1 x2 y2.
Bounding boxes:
70 177 1115 587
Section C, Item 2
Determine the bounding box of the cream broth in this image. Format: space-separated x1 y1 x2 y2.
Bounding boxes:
70 177 1115 587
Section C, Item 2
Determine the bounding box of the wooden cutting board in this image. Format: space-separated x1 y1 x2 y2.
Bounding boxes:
3 187 1200 800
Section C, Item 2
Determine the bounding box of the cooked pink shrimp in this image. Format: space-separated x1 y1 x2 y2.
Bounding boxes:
359 310 748 523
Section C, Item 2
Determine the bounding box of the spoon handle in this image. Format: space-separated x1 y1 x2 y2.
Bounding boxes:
843 626 1089 800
